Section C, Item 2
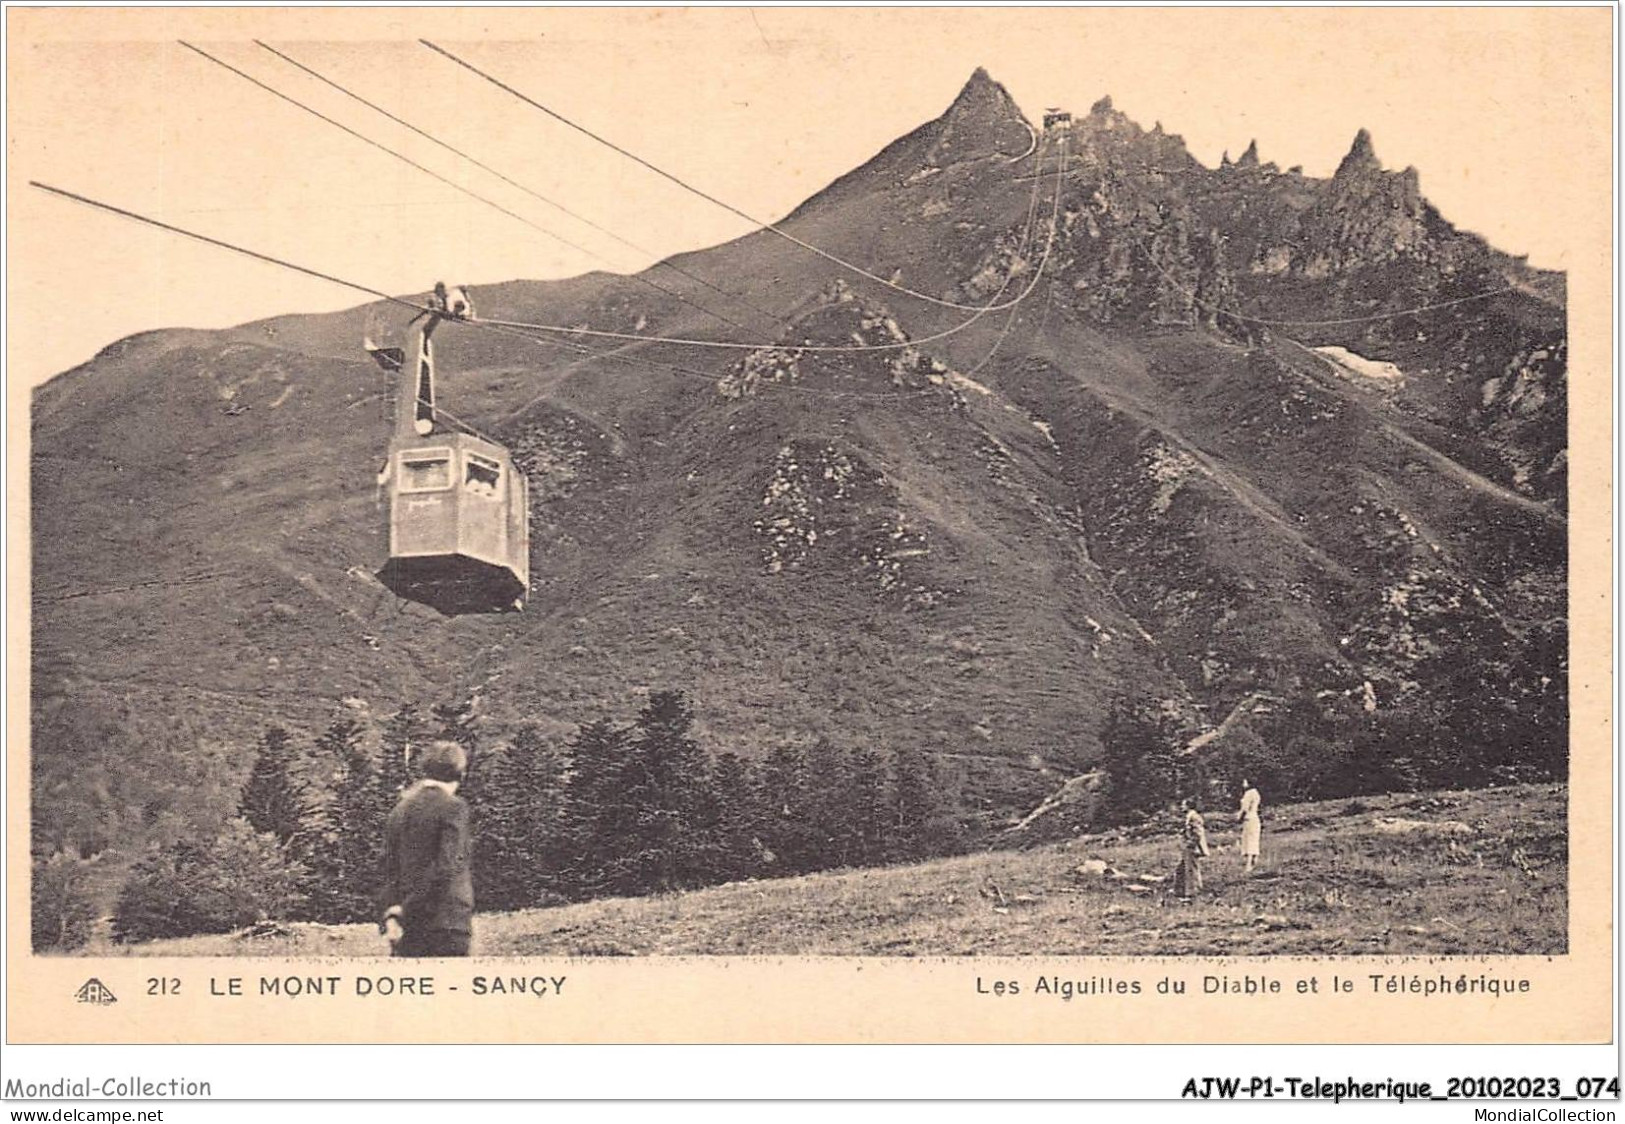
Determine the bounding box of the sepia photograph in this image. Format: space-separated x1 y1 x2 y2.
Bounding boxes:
4 5 1612 1053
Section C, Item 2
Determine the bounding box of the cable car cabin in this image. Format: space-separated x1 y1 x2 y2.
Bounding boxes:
372 298 530 614
380 433 529 613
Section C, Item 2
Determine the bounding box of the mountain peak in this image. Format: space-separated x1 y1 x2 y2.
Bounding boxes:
1335 128 1381 178
960 66 994 90
927 67 1032 164
946 67 1015 116
1237 139 1260 168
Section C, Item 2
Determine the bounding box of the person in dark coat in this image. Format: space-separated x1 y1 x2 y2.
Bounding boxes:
379 740 475 957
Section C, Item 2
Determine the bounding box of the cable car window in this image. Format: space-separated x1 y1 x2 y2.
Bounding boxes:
465 453 502 498
399 449 453 492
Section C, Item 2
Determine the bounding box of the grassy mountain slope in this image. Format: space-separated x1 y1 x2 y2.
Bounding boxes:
32 70 1567 849
69 783 1565 957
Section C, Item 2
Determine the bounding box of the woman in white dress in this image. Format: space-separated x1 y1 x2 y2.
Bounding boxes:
1236 779 1262 873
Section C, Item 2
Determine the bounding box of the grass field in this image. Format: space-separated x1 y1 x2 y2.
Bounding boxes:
72 782 1565 958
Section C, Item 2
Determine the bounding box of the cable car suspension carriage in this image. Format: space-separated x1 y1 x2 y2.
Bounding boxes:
367 284 529 615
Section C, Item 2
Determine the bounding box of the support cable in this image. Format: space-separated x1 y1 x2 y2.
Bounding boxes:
181 41 768 341
31 173 1057 408
252 39 787 335
420 39 1056 315
470 134 1070 353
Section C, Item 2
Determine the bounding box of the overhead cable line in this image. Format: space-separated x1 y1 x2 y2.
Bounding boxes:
476 296 997 350
28 180 926 407
251 39 786 336
487 318 936 402
31 181 431 315
33 183 500 444
1226 285 1518 328
494 135 1070 398
474 318 730 388
180 41 767 342
420 39 1055 315
34 130 1062 411
962 158 1048 378
470 135 1070 353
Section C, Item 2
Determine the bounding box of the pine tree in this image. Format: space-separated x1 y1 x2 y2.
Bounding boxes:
757 743 816 874
620 690 716 893
841 747 891 867
683 752 723 888
239 725 310 847
922 754 970 857
471 741 524 910
301 718 377 923
31 852 96 952
888 746 937 862
375 703 427 805
476 724 569 910
803 739 854 869
558 718 632 899
710 752 763 882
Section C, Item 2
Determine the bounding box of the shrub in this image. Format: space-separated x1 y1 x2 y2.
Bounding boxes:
31 853 98 952
113 819 307 943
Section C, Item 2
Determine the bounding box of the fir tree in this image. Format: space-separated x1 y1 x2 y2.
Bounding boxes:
476 724 569 910
301 718 377 923
375 703 427 805
803 739 854 869
619 690 716 893
239 725 310 847
888 746 938 862
757 743 816 874
558 718 632 899
710 751 763 882
841 747 892 867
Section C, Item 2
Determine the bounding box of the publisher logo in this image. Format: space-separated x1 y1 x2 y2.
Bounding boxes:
74 978 117 1005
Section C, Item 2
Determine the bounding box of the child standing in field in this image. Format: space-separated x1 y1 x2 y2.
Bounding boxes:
1173 799 1209 899
1236 779 1262 873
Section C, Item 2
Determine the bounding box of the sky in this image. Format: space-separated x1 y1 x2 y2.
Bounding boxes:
6 6 1612 389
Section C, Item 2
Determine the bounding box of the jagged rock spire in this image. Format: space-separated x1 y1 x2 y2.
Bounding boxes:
1237 139 1260 168
945 67 1022 121
1335 128 1382 178
928 67 1033 165
952 67 995 101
